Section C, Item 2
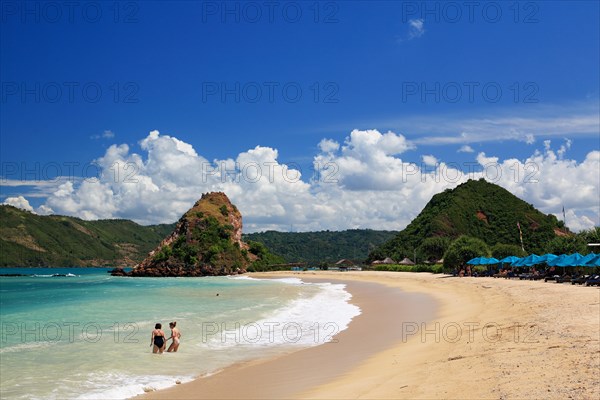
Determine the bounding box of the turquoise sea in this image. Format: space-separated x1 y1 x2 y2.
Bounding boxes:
0 268 360 400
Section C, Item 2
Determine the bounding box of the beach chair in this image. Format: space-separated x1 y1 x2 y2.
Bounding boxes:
585 274 600 286
555 274 572 283
571 275 590 285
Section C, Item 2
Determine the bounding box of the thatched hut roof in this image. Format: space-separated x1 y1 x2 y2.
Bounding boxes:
372 257 395 265
335 259 355 266
398 257 415 265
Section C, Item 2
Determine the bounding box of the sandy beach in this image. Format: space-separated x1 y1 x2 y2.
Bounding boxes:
141 271 599 399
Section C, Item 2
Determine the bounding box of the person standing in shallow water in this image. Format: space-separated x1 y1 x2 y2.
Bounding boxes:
167 321 181 352
151 323 166 354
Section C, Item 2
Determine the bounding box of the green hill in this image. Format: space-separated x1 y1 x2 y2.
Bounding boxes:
0 205 174 267
243 229 398 264
369 179 566 262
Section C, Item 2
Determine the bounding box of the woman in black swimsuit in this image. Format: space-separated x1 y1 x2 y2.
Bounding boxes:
151 323 166 354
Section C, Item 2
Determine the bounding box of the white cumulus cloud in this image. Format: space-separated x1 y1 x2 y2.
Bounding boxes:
422 155 438 166
3 196 34 212
29 130 600 233
318 138 340 153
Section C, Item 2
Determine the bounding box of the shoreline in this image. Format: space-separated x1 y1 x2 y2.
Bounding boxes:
139 271 599 399
140 274 437 399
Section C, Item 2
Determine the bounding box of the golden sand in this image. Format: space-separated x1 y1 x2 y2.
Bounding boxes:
140 271 600 399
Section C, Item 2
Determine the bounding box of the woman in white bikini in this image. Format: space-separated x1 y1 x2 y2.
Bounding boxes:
167 321 181 352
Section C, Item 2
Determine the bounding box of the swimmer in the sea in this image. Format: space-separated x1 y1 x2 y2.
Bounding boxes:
151 323 166 354
167 321 181 352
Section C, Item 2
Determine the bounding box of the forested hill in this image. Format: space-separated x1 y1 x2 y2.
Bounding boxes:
369 179 566 262
0 204 395 267
0 205 174 267
243 230 398 263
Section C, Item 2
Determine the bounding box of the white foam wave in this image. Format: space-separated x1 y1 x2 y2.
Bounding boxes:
208 281 361 349
227 275 255 281
228 275 305 285
74 372 194 400
0 340 57 354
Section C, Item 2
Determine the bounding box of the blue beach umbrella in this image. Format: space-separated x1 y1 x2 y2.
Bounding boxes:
513 254 541 267
482 257 500 265
511 257 525 266
564 253 584 266
467 257 485 265
583 254 600 267
548 253 584 267
576 253 597 267
500 256 520 264
538 254 558 264
547 254 568 267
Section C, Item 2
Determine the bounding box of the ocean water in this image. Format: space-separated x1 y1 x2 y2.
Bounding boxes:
0 268 360 400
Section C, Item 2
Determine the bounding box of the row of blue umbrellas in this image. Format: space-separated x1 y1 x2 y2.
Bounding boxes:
465 256 500 265
467 253 600 267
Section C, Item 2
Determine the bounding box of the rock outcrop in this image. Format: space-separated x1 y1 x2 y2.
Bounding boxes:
113 192 254 277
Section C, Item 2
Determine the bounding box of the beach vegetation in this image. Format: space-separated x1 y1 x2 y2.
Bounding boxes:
491 243 526 259
443 235 490 270
245 240 286 271
545 235 588 255
576 227 600 247
372 264 445 274
418 236 451 262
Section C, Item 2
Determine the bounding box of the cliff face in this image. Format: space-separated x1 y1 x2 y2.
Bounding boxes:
113 192 253 277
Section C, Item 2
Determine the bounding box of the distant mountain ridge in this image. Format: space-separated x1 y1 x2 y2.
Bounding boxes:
370 179 566 261
0 205 174 267
244 230 398 264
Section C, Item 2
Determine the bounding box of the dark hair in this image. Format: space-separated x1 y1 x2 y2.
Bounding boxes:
155 323 161 329
169 321 176 327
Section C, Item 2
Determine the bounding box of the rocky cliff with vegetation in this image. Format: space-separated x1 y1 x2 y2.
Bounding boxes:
112 192 283 277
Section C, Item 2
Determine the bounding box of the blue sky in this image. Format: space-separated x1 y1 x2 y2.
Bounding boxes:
1 1 599 232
